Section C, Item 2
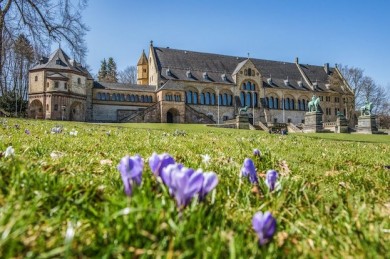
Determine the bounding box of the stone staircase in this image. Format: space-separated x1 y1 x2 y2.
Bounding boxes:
287 122 303 133
257 121 269 131
185 105 215 124
120 102 160 123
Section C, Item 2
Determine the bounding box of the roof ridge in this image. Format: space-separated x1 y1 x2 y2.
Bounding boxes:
154 46 301 66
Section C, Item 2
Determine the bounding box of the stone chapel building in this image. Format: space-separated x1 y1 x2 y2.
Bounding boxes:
28 41 355 126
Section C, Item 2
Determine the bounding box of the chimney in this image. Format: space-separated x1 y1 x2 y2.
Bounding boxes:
295 57 299 64
324 63 329 74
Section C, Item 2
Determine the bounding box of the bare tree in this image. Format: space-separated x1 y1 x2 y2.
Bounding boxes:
118 66 137 84
0 0 89 95
336 65 390 115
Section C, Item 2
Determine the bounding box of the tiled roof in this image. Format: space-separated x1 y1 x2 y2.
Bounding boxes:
93 81 156 92
153 46 345 93
30 48 93 79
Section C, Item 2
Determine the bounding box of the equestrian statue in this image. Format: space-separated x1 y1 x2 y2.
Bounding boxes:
238 105 248 115
360 100 373 116
308 95 320 112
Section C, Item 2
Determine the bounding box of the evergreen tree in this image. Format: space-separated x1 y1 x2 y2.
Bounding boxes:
107 57 118 83
98 59 107 81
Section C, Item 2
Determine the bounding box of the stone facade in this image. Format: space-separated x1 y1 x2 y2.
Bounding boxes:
28 44 355 127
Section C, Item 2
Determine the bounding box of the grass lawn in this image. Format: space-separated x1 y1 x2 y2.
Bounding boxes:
0 118 389 258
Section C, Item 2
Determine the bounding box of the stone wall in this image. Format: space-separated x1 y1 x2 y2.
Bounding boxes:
92 103 146 122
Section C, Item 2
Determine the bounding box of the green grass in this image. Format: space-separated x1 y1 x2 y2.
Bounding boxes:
0 118 389 258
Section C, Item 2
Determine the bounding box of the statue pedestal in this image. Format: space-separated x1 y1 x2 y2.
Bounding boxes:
336 115 349 133
303 112 324 133
356 115 378 134
236 114 250 129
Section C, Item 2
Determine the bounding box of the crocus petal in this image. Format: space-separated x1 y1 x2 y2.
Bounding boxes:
252 211 277 245
241 158 258 184
200 172 218 200
149 152 160 174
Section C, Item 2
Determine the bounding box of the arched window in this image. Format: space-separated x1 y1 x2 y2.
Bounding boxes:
219 94 222 105
240 92 245 107
246 82 251 91
135 95 140 102
228 95 232 106
246 92 251 107
200 93 205 105
211 93 216 105
286 98 290 110
223 93 228 106
302 100 306 111
269 97 274 109
290 99 295 110
254 93 258 107
275 98 279 109
186 91 192 104
111 94 116 101
242 83 246 90
141 95 145 102
193 92 198 104
248 69 252 76
121 94 125 101
97 93 102 100
205 92 210 105
265 97 269 108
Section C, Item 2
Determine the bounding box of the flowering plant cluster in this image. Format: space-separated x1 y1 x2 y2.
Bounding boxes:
117 152 218 211
241 148 282 246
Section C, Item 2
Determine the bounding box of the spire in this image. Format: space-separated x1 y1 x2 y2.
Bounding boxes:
137 49 148 66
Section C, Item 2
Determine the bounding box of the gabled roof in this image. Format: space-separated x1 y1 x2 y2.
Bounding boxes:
232 59 250 76
30 48 93 79
152 46 346 93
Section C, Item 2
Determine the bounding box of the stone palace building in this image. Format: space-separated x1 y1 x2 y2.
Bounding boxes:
28 41 355 126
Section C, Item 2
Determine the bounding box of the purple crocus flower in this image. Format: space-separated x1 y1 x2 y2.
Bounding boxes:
199 171 218 201
253 148 261 156
161 164 218 209
252 211 277 245
25 129 30 135
241 158 258 184
117 155 144 196
265 170 278 191
149 152 175 177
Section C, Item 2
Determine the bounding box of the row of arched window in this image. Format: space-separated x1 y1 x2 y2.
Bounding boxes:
185 91 233 106
240 91 258 107
241 81 256 91
97 92 153 103
265 97 309 111
165 94 181 102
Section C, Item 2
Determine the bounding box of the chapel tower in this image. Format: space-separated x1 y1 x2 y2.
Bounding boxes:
137 49 149 85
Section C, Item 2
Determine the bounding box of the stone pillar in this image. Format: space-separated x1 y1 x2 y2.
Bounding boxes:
356 115 378 134
236 114 250 129
336 115 349 133
303 112 324 133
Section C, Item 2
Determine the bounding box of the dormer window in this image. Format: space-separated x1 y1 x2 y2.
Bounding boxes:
54 81 59 88
267 78 273 85
203 72 208 80
284 79 289 86
297 81 303 87
56 58 61 65
166 69 172 76
313 82 319 89
64 82 68 89
221 74 227 81
186 70 192 78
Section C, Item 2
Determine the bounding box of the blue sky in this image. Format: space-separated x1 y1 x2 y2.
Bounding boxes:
81 0 390 87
